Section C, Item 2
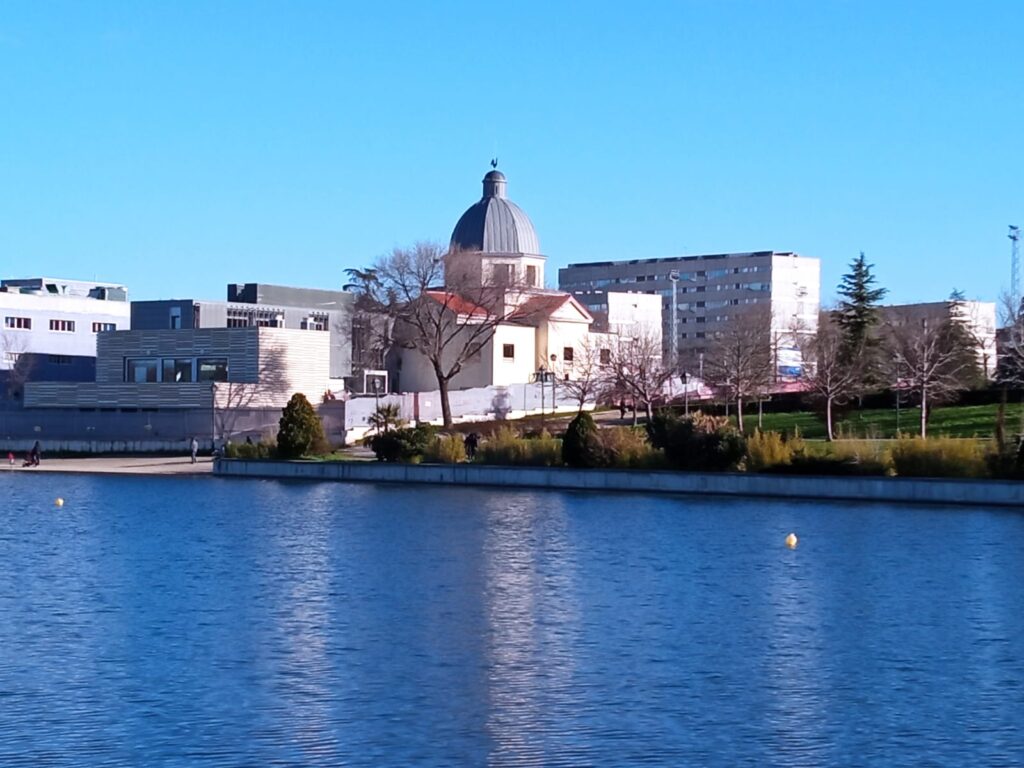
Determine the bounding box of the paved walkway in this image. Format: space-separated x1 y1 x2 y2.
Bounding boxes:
3 456 215 476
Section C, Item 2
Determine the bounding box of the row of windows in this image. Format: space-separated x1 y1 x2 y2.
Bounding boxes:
224 313 329 330
501 345 614 366
4 316 117 333
125 357 228 383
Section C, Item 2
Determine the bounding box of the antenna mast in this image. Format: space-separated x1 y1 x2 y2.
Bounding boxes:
1011 225 1021 314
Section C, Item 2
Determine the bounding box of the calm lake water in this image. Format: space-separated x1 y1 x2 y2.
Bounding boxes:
0 473 1022 767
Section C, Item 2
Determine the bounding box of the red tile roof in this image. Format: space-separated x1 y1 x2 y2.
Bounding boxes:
422 290 491 318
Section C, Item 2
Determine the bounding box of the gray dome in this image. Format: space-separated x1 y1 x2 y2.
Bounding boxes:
450 170 541 255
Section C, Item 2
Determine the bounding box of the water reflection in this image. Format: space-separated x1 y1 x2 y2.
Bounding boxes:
0 475 1022 767
481 493 581 766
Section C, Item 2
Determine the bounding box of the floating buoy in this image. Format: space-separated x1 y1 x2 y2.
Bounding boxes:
785 532 798 549
55 498 64 508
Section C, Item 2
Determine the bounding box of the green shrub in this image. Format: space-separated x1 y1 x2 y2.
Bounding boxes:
889 436 990 478
424 434 467 464
477 426 562 466
526 430 562 467
223 437 277 460
647 410 746 472
746 430 793 471
277 393 328 458
368 424 436 462
562 412 607 468
599 426 660 468
763 454 890 476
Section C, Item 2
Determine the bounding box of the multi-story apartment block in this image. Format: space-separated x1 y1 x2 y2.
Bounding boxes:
0 277 131 387
559 251 820 378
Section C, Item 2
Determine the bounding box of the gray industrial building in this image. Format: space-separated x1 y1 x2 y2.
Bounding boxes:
559 251 821 377
131 283 354 382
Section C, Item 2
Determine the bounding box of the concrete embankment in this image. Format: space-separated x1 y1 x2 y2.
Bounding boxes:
214 459 1024 508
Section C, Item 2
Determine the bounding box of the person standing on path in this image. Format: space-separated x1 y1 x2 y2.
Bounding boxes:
190 437 199 464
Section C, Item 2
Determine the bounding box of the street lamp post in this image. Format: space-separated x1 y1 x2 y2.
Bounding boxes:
668 269 680 374
549 353 558 414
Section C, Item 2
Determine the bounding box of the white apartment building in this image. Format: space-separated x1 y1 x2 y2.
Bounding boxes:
0 277 131 384
559 251 821 378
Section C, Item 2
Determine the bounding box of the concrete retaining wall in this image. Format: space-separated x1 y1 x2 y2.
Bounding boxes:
214 460 1024 508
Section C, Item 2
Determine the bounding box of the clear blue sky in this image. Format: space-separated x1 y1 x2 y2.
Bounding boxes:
2 2 1021 306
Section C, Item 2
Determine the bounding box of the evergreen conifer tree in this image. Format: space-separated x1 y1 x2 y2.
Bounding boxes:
277 393 327 458
836 252 888 352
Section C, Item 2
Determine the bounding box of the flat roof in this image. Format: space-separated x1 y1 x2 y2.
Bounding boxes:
563 251 803 269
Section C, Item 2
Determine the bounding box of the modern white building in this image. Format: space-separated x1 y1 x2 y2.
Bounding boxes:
130 283 354 385
0 277 131 387
559 251 821 378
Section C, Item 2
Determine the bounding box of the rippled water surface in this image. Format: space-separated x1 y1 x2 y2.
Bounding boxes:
1 474 1022 766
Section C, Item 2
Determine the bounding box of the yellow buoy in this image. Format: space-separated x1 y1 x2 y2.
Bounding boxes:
785 532 798 549
55 498 64 507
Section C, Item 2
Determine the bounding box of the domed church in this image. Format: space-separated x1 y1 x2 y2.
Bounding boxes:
389 168 662 395
445 169 547 291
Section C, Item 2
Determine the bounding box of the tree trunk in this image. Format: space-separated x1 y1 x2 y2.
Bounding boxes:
826 396 834 442
631 397 638 426
996 386 1007 450
920 387 927 438
644 399 653 423
736 396 744 434
438 377 452 427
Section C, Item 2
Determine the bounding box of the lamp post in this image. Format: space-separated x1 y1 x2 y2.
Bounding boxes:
549 353 558 414
537 364 547 424
668 269 680 374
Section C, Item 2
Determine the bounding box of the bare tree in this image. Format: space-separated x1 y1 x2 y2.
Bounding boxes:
1 332 34 399
343 267 395 386
357 242 530 427
704 311 773 433
607 329 671 422
212 345 289 442
555 336 611 414
800 311 860 441
884 316 975 438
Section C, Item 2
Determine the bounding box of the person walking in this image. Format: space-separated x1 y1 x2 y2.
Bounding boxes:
30 441 41 467
464 432 479 461
189 436 199 464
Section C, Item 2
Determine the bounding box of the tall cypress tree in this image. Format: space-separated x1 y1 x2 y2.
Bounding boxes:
836 252 887 353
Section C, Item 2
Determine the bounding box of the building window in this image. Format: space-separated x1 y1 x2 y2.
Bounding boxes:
92 322 116 333
600 348 611 365
162 358 194 383
526 265 537 287
169 306 182 329
502 344 515 360
4 316 31 330
226 316 249 328
126 358 159 383
493 264 516 286
47 355 72 365
563 346 574 363
49 319 76 332
301 315 329 331
197 358 228 382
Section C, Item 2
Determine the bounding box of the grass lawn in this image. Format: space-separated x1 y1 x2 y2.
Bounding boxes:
742 402 1024 439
